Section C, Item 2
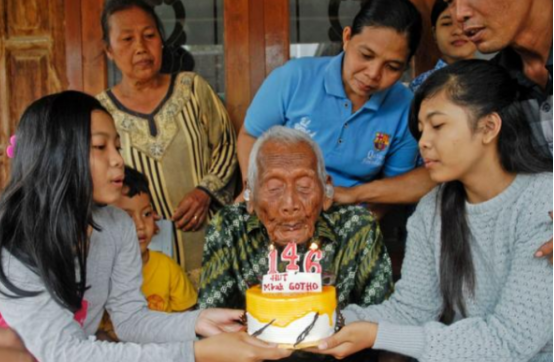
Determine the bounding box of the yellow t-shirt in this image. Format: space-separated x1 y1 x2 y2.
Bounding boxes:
96 251 197 341
142 251 197 312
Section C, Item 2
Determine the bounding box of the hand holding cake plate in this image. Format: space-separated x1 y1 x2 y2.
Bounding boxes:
195 308 246 337
194 308 293 361
306 321 378 359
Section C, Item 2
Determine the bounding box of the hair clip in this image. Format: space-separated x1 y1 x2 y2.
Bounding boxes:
6 135 16 159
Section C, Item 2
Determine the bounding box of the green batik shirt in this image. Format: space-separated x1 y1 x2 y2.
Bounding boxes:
198 203 393 310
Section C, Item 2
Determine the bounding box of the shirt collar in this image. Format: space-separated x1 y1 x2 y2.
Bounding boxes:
496 45 553 77
324 52 348 98
324 52 392 112
435 59 448 70
245 209 339 244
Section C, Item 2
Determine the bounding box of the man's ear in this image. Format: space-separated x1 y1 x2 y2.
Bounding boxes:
480 113 502 145
322 176 334 211
104 43 114 61
342 26 352 52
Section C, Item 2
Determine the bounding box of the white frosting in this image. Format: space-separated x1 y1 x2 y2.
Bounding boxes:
247 311 336 345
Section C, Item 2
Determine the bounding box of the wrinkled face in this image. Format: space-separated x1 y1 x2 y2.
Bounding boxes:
90 111 124 204
105 6 163 82
342 26 409 102
250 141 332 247
417 91 487 183
114 191 155 255
446 0 533 53
434 9 476 64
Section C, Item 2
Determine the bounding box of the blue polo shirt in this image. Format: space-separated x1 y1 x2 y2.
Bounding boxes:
244 52 418 188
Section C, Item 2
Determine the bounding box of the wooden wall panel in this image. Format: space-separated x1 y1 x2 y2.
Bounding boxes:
6 50 49 124
248 0 267 101
410 0 440 76
224 0 252 132
6 0 48 36
224 0 289 131
0 0 67 189
264 0 289 75
65 0 83 90
81 0 107 95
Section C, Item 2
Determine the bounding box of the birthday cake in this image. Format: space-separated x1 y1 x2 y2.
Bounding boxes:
246 243 337 348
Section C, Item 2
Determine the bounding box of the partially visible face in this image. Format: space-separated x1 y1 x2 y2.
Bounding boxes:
105 6 163 82
90 110 124 204
251 141 332 247
417 91 486 183
342 26 409 102
446 0 533 53
434 9 476 64
114 191 155 255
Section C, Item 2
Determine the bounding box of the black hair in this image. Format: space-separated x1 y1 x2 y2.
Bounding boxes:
123 166 151 199
430 0 449 28
351 0 422 61
161 46 195 74
0 91 110 313
409 59 553 324
101 0 165 46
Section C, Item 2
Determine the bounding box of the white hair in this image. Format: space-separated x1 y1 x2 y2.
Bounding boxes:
247 126 328 196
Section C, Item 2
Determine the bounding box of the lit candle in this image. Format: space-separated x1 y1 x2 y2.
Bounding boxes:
282 242 300 272
268 244 278 274
303 242 322 273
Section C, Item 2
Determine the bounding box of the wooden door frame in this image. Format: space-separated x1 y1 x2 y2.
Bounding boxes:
65 0 83 90
68 0 107 95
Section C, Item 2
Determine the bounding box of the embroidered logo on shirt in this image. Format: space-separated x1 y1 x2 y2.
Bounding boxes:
294 117 317 138
373 132 390 151
362 150 385 165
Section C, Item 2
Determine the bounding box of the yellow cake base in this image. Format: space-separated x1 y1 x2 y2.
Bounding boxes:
246 285 337 346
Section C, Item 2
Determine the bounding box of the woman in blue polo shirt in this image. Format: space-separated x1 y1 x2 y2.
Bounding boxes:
238 0 428 207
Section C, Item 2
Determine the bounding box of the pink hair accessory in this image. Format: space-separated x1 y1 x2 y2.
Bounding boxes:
6 135 16 159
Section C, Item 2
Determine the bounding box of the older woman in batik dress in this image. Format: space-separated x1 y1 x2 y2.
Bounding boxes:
97 0 237 285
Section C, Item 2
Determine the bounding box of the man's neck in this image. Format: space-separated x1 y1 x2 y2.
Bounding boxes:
510 0 552 87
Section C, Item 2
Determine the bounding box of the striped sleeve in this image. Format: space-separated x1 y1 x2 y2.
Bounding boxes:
193 75 238 206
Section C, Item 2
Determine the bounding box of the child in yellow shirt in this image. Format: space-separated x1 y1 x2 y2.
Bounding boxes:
98 167 197 341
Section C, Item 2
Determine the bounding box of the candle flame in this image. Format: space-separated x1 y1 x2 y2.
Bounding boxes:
269 244 275 251
310 242 318 251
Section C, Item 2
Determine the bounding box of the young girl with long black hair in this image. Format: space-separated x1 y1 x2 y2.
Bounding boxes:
313 60 553 361
0 91 291 362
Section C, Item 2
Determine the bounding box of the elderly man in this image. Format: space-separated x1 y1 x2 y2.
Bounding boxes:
198 126 393 312
447 0 553 262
